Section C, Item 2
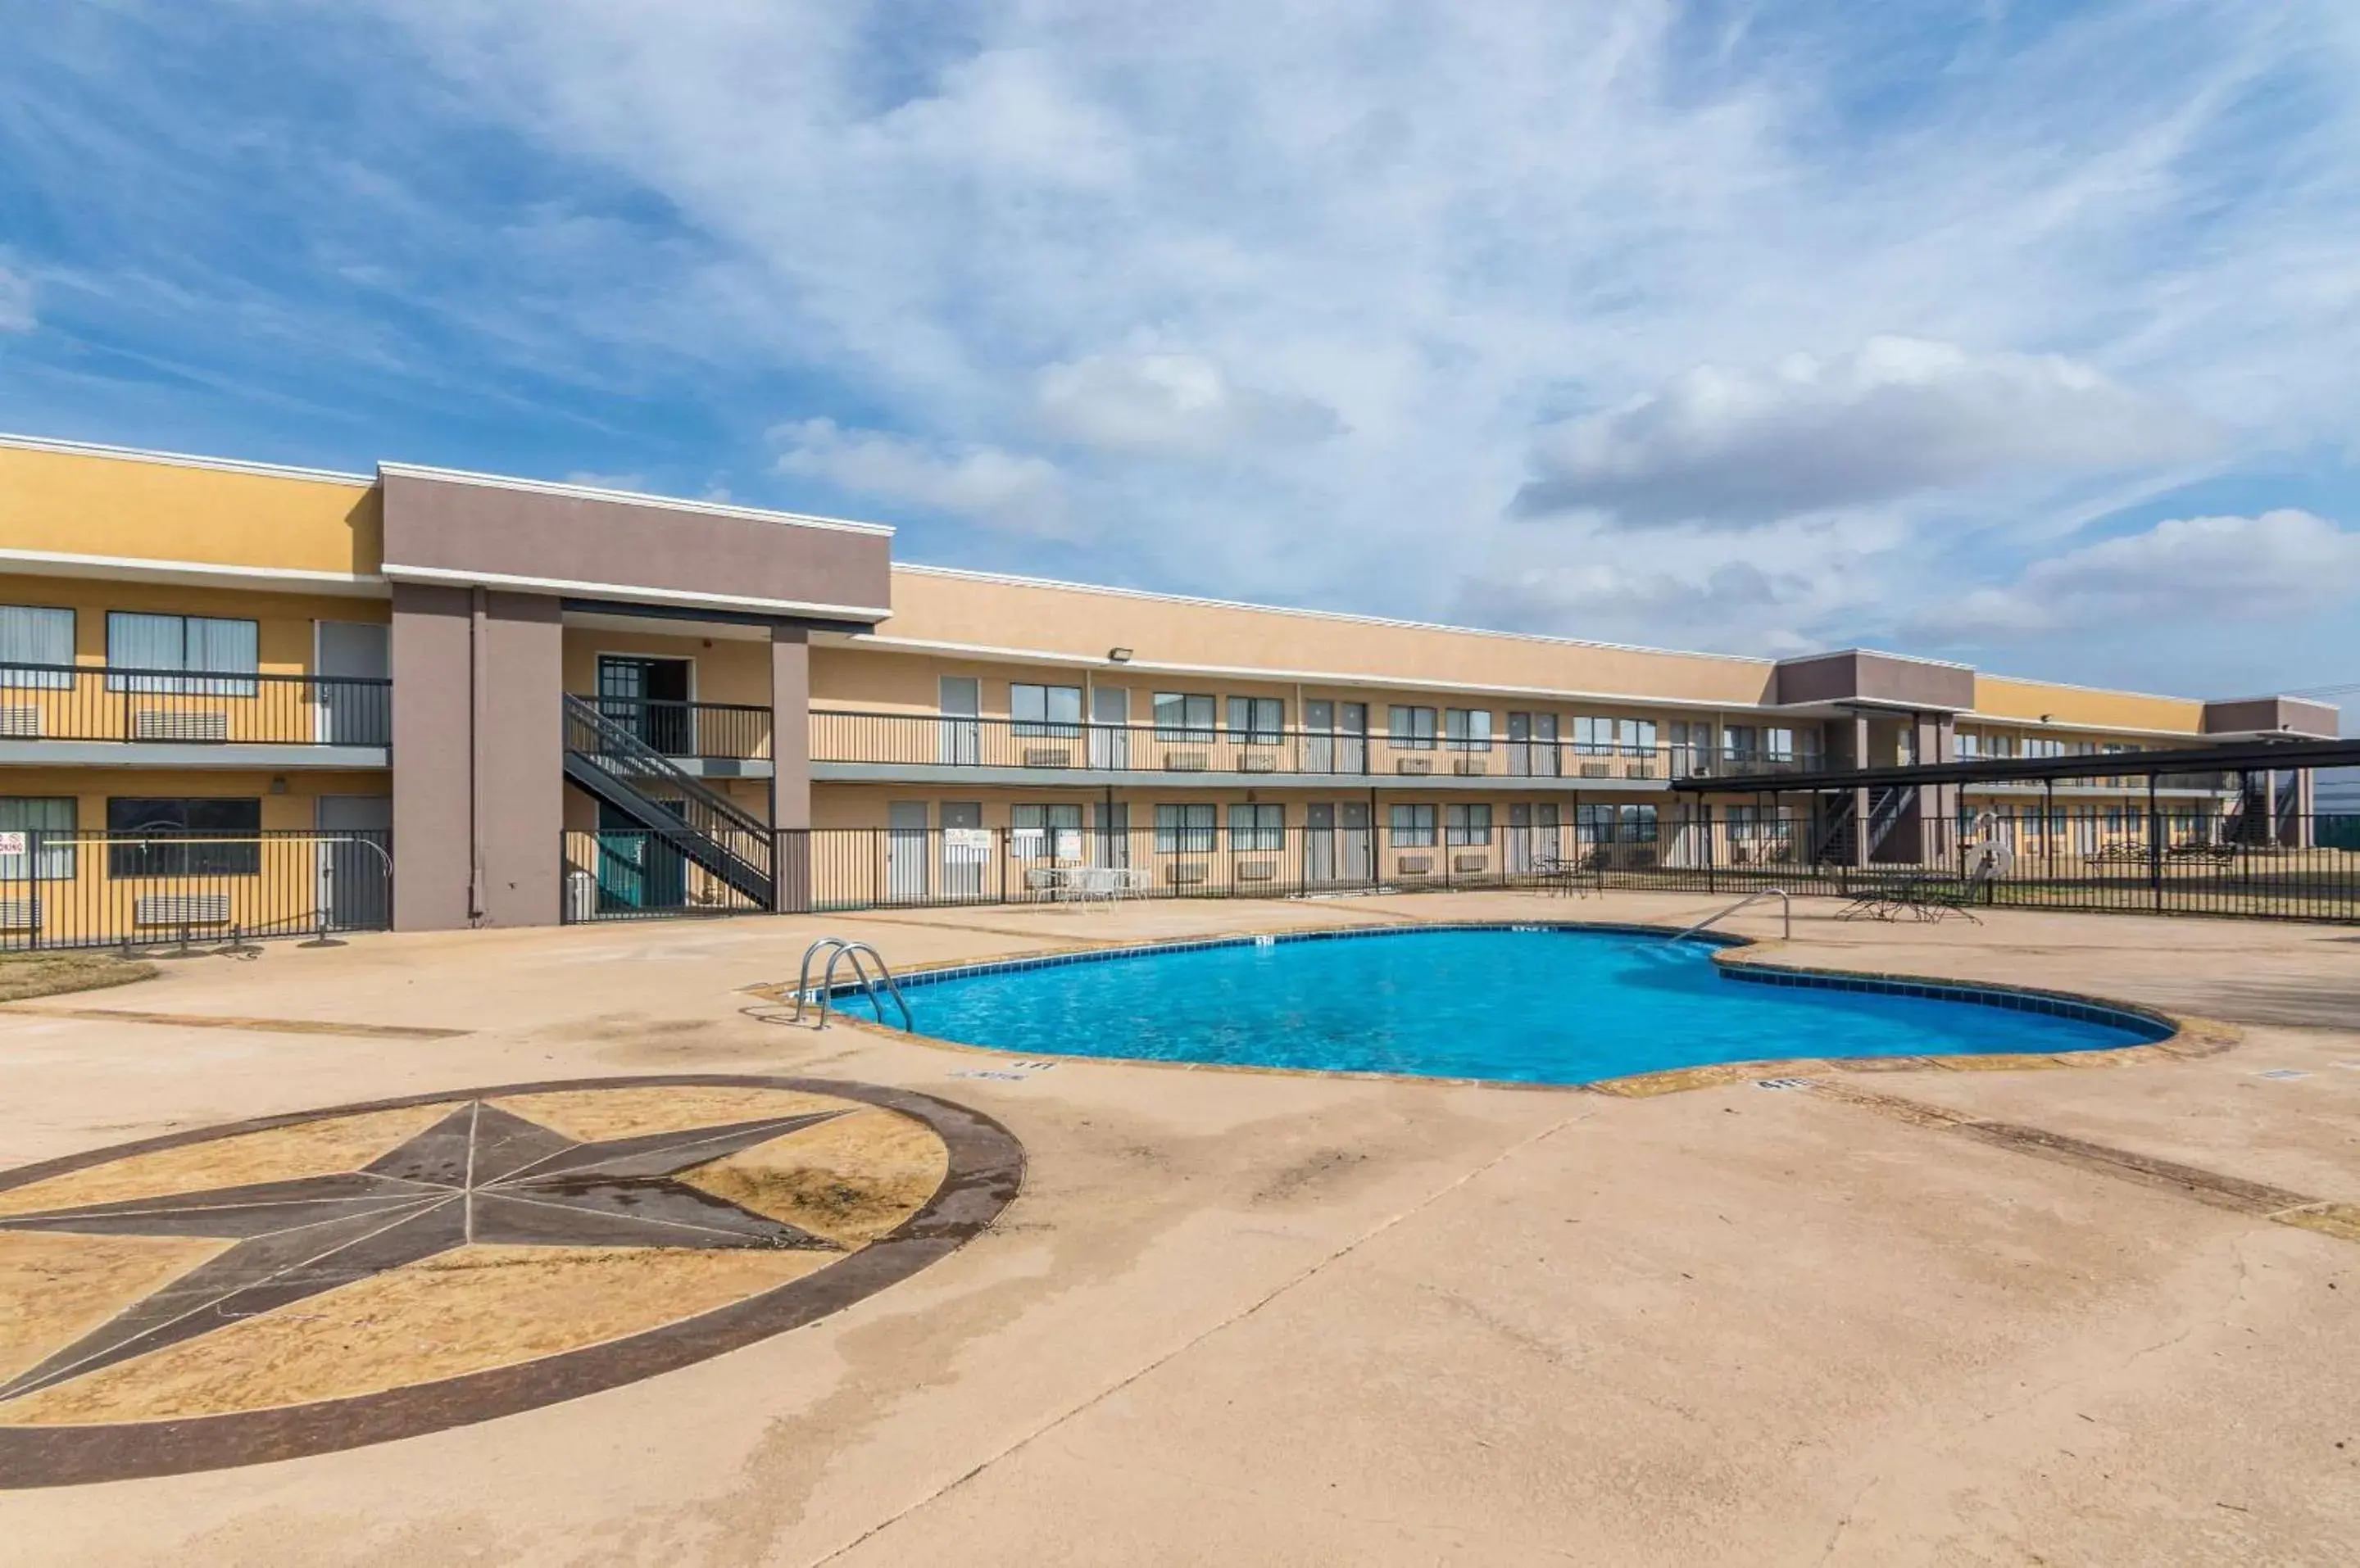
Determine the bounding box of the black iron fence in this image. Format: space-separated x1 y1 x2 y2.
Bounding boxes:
558 813 2360 925
0 830 393 951
0 663 392 748
560 828 771 921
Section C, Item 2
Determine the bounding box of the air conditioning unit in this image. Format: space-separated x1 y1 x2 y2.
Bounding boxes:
0 898 39 931
133 711 229 742
1624 763 1654 779
1396 854 1433 875
135 892 233 927
0 707 40 738
1579 763 1611 778
1021 747 1073 768
1453 759 1487 776
1396 757 1433 775
1239 751 1278 773
1453 853 1489 873
1168 861 1209 883
1164 750 1211 771
1236 860 1277 881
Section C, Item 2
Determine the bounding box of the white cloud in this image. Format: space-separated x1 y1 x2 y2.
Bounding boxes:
1518 338 2212 528
16 2 2360 686
1455 556 1854 659
1034 351 1341 459
770 419 1074 538
1908 510 2360 642
0 265 33 333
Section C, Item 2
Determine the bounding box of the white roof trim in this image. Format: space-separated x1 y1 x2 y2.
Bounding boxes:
0 547 388 596
892 560 1775 667
0 431 373 485
383 561 891 623
379 462 896 537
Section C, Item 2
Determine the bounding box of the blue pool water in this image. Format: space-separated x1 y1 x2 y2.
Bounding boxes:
900 927 2167 1085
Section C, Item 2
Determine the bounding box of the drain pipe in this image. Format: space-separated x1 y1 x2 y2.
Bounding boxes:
468 585 488 924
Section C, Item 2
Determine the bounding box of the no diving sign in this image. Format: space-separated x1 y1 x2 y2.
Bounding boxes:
0 832 25 857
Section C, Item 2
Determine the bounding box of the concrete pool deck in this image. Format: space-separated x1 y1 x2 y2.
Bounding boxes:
0 891 2354 1564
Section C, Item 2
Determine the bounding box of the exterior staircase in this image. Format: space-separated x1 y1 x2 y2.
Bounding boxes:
562 695 774 908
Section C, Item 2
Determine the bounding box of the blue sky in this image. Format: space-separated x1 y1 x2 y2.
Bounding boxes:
2 1 2357 716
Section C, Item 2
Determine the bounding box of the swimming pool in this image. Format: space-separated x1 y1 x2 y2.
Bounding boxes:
893 926 2171 1085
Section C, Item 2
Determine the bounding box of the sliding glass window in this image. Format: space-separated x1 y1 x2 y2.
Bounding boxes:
0 606 74 689
106 613 259 696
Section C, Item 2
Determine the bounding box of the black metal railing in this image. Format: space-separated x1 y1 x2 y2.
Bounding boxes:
807 710 1823 782
0 663 392 748
581 696 770 761
0 829 393 951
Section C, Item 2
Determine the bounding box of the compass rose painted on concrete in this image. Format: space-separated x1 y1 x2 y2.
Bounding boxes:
0 1076 1021 1487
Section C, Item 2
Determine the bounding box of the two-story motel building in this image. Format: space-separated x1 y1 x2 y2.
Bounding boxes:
0 433 2337 940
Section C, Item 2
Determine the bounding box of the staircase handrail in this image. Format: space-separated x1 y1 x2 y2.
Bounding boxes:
563 694 769 841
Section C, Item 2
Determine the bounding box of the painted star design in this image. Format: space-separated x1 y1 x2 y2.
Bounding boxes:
0 1100 849 1403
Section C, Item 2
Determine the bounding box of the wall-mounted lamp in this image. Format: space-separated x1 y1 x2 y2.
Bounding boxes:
1107 646 1133 663
2039 714 2054 723
269 776 289 795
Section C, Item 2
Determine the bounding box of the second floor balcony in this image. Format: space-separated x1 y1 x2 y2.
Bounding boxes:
808 709 1813 788
0 662 393 761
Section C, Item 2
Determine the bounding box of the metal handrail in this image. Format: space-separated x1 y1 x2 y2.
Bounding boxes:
1669 887 1790 944
787 936 911 1030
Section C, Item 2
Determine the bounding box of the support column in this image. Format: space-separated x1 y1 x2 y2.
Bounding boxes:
770 625 813 913
1850 713 1872 868
390 584 563 931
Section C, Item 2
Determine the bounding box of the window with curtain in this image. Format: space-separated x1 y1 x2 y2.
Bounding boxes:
0 796 77 879
1227 802 1283 850
1386 706 1436 750
1226 696 1284 745
1153 692 1216 742
1010 682 1082 737
1444 709 1492 751
1445 803 1492 845
1389 804 1436 846
1572 715 1614 756
1010 802 1083 859
104 797 263 877
1617 718 1657 758
106 613 260 696
0 606 74 689
1153 803 1216 853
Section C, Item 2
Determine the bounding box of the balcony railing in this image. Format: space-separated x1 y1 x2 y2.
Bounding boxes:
810 710 1818 782
0 663 391 748
579 697 771 761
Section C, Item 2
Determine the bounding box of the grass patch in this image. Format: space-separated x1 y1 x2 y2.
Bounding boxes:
0 952 158 1002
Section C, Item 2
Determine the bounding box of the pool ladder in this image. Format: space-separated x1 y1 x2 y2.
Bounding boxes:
1669 888 1790 944
788 937 913 1031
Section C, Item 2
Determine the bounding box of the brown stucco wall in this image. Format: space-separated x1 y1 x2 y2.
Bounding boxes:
2202 697 2340 737
390 585 564 931
1772 650 1976 711
380 471 892 619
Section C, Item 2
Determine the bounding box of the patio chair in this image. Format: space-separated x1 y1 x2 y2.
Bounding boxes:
1022 866 1069 902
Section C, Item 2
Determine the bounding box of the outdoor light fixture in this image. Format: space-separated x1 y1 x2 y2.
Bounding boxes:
1108 646 1133 663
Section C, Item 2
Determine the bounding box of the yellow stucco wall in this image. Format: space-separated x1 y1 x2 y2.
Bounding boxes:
0 573 386 675
1971 675 2205 735
0 443 382 578
878 568 1781 706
